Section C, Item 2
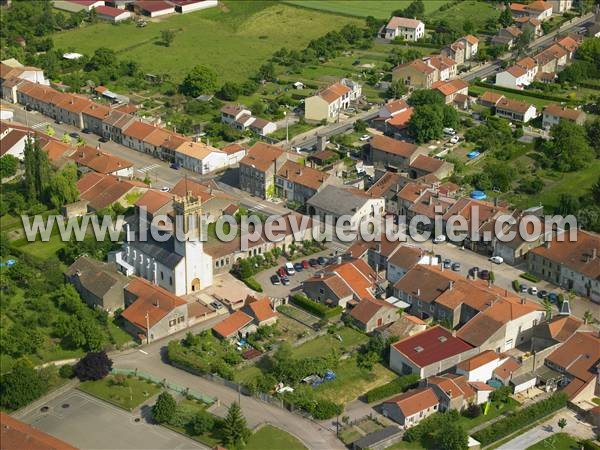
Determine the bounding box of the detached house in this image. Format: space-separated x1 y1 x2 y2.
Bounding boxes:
375 99 414 137
514 16 543 37
382 387 439 428
542 104 586 129
239 141 287 199
432 79 469 105
382 17 425 41
442 35 479 63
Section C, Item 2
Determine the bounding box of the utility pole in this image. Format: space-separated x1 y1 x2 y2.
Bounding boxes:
145 311 150 344
284 111 289 144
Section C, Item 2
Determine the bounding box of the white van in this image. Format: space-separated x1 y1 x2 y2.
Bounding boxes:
285 262 295 275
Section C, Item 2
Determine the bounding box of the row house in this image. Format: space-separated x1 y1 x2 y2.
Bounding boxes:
173 140 229 174
305 79 361 122
392 59 438 89
122 120 156 153
442 35 479 64
491 26 523 49
423 55 457 81
82 102 111 135
275 160 333 206
373 99 414 138
369 134 426 171
101 110 136 144
510 1 554 21
496 57 538 89
239 141 287 199
220 105 276 135
431 79 469 105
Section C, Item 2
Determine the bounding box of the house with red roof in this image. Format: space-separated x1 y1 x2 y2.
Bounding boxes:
212 296 278 340
69 145 134 177
455 350 508 382
382 387 439 428
369 134 426 171
389 325 478 377
305 79 360 122
382 16 425 41
243 295 278 327
374 99 414 137
135 0 175 17
392 59 439 89
349 297 398 332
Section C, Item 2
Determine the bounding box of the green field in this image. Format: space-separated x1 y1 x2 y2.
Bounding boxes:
283 0 450 19
246 425 307 450
291 327 369 358
469 85 554 110
429 0 500 32
52 1 361 83
526 433 581 450
79 376 161 411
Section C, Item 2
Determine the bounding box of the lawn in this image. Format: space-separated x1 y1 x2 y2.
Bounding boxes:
164 399 221 448
78 375 161 411
469 85 552 110
429 0 500 33
314 357 396 403
526 433 581 450
284 0 450 19
457 399 520 431
52 1 361 84
291 327 369 358
246 425 307 450
15 234 67 260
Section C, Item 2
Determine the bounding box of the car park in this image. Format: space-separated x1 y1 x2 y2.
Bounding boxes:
309 258 319 267
285 262 295 276
270 275 281 285
451 262 461 272
294 262 304 272
520 284 528 293
489 256 504 264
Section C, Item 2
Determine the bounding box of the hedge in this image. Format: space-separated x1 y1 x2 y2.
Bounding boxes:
290 294 342 319
512 280 520 292
472 392 568 446
365 374 419 403
473 81 574 104
520 272 540 283
242 277 263 292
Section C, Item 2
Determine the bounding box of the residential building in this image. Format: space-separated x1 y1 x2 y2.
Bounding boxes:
248 117 276 136
432 79 469 105
212 310 256 340
510 1 554 21
365 171 410 214
275 160 332 205
302 258 378 308
424 55 457 82
377 314 427 341
382 17 425 41
115 193 214 295
82 102 111 135
492 26 523 49
495 98 537 123
121 277 189 342
386 245 428 284
423 374 492 410
478 91 506 108
122 120 156 152
382 387 439 428
76 172 147 211
173 140 229 174
220 142 247 166
220 105 276 135
392 60 438 89
442 35 479 63
101 110 135 143
531 315 583 351
527 230 600 302
545 331 600 402
0 128 28 160
458 35 479 60
306 185 385 230
95 5 133 22
542 104 586 129
374 99 414 137
455 350 505 382
492 215 550 265
305 81 353 122
389 325 477 377
0 60 49 87
514 16 543 37
243 295 278 327
555 35 580 59
496 65 529 89
70 145 134 177
349 297 398 332
65 256 129 313
0 413 77 450
408 155 454 180
369 134 426 171
239 141 287 199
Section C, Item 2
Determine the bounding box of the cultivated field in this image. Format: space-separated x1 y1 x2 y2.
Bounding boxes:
52 1 361 83
284 0 451 19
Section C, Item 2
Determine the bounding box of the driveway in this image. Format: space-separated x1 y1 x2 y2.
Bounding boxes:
496 409 595 450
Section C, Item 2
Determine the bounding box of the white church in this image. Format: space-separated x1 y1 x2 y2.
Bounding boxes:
115 193 213 296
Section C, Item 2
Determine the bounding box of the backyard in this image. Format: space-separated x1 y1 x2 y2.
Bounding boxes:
526 433 581 450
457 398 520 431
52 1 362 84
246 425 307 450
78 375 161 411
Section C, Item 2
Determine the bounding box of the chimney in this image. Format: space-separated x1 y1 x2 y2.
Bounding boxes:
155 296 160 308
417 288 421 297
448 281 454 291
592 248 598 260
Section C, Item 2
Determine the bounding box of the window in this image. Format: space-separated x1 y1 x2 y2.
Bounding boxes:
319 288 324 294
160 271 164 280
169 276 173 285
168 319 176 327
177 316 185 323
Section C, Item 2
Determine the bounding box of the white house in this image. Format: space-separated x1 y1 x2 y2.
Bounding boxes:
382 16 425 41
495 98 537 123
548 0 572 13
0 128 28 160
496 65 530 89
455 350 507 382
174 140 229 174
542 104 586 129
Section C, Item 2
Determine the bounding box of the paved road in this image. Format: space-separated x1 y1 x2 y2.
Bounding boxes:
112 336 345 450
496 409 595 450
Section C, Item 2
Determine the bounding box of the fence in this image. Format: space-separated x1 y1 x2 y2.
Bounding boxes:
111 368 215 405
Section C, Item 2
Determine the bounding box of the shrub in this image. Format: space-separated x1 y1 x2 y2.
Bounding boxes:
365 374 419 403
59 364 74 379
290 294 342 319
153 391 177 424
512 280 520 292
311 398 343 420
520 272 540 283
472 392 568 446
74 351 112 381
242 277 263 292
465 403 482 418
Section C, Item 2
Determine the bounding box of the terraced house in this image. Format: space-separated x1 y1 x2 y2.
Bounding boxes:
275 160 334 206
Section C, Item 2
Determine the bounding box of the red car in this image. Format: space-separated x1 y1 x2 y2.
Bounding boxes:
277 267 286 278
302 260 310 269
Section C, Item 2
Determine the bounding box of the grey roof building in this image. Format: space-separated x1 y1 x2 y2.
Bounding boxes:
64 256 129 313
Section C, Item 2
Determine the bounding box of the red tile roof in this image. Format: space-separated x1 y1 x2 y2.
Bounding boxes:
370 134 419 158
69 145 132 174
384 387 438 417
239 141 284 172
136 0 174 13
135 190 173 215
392 325 474 368
277 160 330 191
350 297 395 325
212 311 254 339
456 350 499 372
0 413 77 450
245 296 277 323
95 5 128 17
318 82 351 104
76 173 144 210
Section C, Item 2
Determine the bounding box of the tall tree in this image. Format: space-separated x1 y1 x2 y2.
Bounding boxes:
161 29 175 47
222 402 251 447
152 392 177 424
49 163 79 208
74 351 112 381
179 65 218 97
499 7 513 27
543 121 594 172
0 359 46 410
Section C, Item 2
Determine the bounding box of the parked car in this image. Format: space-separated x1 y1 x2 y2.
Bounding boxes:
277 267 286 278
54 119 63 125
98 136 109 143
317 256 327 265
81 128 92 134
170 162 180 170
548 292 558 303
479 270 489 280
270 275 281 285
443 259 452 269
529 286 538 295
489 256 504 264
451 262 461 272
285 262 295 276
302 260 310 269
538 290 548 299
69 132 80 139
359 134 371 141
160 186 170 192
294 262 304 272
210 301 223 310
433 235 446 244
443 127 456 135
520 284 528 293
469 266 480 276
449 135 460 144
281 276 290 286
309 258 319 267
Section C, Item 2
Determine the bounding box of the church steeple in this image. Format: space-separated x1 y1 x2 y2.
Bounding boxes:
172 191 202 239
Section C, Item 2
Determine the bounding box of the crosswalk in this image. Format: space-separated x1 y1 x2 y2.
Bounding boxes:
137 164 160 174
31 121 50 130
